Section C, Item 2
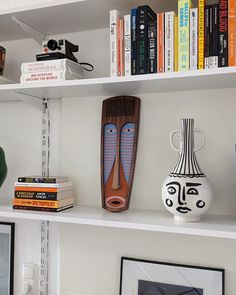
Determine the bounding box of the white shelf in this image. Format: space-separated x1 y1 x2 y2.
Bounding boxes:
0 204 236 239
1 67 236 100
0 0 174 42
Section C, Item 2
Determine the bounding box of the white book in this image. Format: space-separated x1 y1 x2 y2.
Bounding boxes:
21 58 84 76
190 8 198 70
124 14 131 76
15 181 73 189
165 12 175 72
110 10 120 77
20 70 83 83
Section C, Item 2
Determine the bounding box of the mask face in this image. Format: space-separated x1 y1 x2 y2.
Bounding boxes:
101 96 140 212
162 176 213 221
0 147 7 188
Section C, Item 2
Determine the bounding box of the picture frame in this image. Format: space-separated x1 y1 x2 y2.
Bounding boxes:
120 257 224 295
0 222 15 295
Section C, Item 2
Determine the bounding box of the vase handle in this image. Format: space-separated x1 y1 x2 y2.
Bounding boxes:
170 130 180 152
194 129 205 152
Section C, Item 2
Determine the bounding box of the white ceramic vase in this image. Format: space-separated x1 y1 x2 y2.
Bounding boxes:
161 118 213 222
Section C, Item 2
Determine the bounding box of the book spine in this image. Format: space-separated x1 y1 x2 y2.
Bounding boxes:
117 18 121 76
21 60 84 75
13 198 61 208
124 15 131 76
229 0 236 66
209 5 214 68
148 20 157 73
120 18 125 76
110 10 119 77
165 12 175 72
15 181 72 188
137 6 148 74
178 0 192 71
15 186 60 192
131 8 137 75
13 205 74 212
204 5 210 69
17 177 59 183
190 8 198 70
174 16 179 71
15 191 60 200
212 4 219 68
219 0 228 67
157 13 165 73
20 70 81 83
198 0 205 69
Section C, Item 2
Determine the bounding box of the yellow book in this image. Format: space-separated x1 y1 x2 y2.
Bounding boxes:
198 0 205 69
174 15 179 71
178 0 193 71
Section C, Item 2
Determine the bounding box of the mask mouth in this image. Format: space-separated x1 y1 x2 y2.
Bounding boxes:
106 196 126 209
176 207 191 214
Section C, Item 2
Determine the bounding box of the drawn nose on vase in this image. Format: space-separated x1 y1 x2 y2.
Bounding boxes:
161 118 213 222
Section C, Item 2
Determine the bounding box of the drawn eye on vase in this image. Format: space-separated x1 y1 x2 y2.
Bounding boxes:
0 147 7 188
161 118 213 222
101 96 140 212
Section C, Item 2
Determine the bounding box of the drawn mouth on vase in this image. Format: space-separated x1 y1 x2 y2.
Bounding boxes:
106 196 126 209
176 207 191 214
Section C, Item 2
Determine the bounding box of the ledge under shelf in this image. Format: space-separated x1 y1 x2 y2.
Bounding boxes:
1 67 236 100
0 204 236 239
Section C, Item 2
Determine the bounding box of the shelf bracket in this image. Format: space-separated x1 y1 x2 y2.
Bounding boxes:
12 16 47 45
11 91 44 112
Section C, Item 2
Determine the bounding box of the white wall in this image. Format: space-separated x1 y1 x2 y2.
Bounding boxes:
0 1 236 295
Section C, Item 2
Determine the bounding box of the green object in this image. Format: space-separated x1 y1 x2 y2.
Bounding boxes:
0 147 7 187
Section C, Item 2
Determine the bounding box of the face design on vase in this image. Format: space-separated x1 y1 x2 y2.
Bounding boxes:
162 177 212 218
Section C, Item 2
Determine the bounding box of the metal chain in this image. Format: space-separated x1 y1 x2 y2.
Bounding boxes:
40 99 50 295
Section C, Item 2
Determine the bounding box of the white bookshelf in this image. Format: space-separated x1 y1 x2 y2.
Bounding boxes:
0 66 236 100
1 204 236 239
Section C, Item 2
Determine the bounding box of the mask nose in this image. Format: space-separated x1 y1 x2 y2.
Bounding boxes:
178 186 186 205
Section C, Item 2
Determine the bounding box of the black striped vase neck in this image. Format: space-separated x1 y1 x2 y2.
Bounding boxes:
170 118 205 178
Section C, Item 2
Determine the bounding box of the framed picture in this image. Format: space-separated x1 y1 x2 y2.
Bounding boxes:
120 257 224 295
0 222 15 295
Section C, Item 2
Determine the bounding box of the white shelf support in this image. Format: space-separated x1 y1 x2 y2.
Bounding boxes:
13 91 44 111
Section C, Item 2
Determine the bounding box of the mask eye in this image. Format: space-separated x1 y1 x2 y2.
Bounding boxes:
167 186 176 195
187 188 198 195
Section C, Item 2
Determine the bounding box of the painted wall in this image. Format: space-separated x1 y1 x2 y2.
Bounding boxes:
0 1 236 294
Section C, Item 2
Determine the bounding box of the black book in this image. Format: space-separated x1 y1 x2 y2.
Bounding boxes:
219 0 228 67
13 204 74 212
131 8 138 75
212 4 219 68
136 5 157 75
204 5 210 69
148 20 157 73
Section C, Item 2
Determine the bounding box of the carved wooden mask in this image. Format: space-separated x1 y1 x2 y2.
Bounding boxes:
101 96 140 212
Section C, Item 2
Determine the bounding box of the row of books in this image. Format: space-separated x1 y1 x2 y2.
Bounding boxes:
110 0 236 76
20 58 84 83
12 176 75 212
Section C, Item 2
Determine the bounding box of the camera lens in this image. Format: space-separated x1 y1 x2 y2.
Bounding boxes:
47 39 59 51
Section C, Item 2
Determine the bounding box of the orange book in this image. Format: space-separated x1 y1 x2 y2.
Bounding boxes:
15 186 60 192
158 13 165 73
13 197 75 208
229 0 236 66
117 18 121 76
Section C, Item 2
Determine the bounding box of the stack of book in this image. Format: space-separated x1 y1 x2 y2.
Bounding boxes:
20 58 84 83
12 176 75 212
110 0 236 76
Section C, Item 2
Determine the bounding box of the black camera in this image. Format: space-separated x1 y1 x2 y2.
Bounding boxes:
36 39 79 63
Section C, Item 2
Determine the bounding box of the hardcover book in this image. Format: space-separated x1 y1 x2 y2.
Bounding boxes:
204 5 210 69
178 0 193 71
212 4 219 68
124 14 131 76
190 8 198 70
131 8 137 75
136 5 157 74
229 0 236 66
198 0 205 69
157 12 165 73
165 12 175 72
219 0 228 67
110 10 120 77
